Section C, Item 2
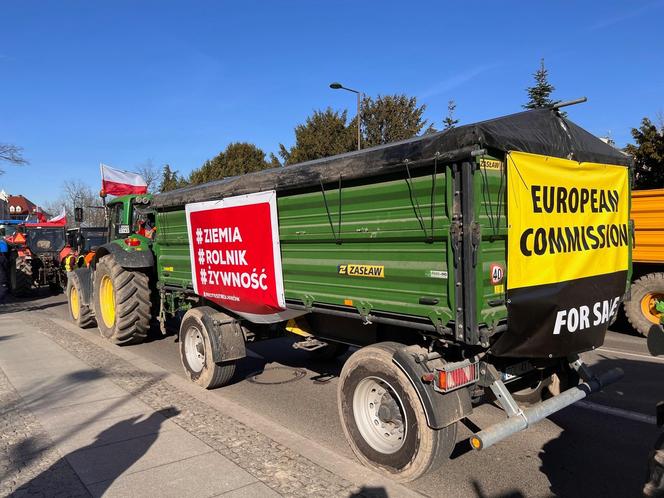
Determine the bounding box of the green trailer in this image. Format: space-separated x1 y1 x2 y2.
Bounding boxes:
68 107 631 481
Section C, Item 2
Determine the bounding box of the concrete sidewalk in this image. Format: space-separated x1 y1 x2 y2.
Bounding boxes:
0 306 419 498
0 313 278 497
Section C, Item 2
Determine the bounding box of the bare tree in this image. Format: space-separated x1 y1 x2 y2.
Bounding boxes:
56 180 106 227
0 143 28 175
134 159 160 192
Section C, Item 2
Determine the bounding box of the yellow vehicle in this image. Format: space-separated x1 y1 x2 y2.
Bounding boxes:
624 189 664 336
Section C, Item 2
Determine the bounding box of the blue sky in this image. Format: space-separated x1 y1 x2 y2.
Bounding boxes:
1 0 663 207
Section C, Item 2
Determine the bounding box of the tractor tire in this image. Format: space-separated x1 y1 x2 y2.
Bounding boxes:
67 272 95 328
624 273 664 337
179 307 237 389
93 255 151 345
9 255 32 296
338 342 457 482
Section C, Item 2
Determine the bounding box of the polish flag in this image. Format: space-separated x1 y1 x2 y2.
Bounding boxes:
48 206 67 225
100 163 148 196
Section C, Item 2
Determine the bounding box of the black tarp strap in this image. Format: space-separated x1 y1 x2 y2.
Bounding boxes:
429 154 439 241
479 154 506 237
405 160 434 243
320 177 342 245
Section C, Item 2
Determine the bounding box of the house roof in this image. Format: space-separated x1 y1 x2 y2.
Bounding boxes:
7 195 38 214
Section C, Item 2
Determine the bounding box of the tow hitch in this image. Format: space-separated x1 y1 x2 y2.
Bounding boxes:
470 355 623 451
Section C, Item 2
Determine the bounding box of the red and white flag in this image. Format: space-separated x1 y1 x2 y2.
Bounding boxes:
100 163 148 196
48 206 67 225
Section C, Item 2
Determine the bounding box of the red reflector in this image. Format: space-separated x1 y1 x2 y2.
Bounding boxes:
421 372 435 383
124 237 140 247
436 362 478 392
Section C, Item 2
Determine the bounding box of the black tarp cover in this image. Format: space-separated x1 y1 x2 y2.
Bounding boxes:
152 108 631 210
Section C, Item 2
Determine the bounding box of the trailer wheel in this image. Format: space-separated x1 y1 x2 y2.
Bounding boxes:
338 342 456 482
67 272 95 328
625 273 664 337
179 307 236 389
93 255 151 345
9 255 32 296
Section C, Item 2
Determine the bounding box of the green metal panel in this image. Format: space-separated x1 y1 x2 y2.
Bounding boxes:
278 171 453 325
154 209 193 287
471 157 508 329
153 168 456 328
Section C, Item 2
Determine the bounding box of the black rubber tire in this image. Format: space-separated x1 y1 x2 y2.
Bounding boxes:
9 255 32 296
67 272 96 328
644 433 664 497
624 273 664 337
308 341 350 360
337 342 457 482
179 307 236 389
93 255 151 345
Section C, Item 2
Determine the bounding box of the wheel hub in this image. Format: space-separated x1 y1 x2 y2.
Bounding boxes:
70 286 80 320
99 275 115 328
353 376 407 454
641 292 664 325
184 325 206 373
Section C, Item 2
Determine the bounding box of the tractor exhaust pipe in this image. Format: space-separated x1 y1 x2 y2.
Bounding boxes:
470 366 624 451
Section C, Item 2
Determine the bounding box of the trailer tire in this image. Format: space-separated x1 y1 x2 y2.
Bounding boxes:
179 308 237 389
67 272 95 328
9 255 32 296
93 255 150 345
338 342 456 482
624 273 664 337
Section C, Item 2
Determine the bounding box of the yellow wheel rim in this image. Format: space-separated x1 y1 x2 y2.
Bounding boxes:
99 275 116 328
640 292 664 325
70 286 80 320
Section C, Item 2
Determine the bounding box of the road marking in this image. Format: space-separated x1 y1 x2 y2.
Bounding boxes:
574 400 657 425
597 347 664 363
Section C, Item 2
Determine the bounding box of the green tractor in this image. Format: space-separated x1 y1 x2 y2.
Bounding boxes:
67 194 154 338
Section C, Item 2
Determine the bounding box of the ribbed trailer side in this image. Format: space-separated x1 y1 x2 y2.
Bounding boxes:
154 168 457 328
631 189 664 264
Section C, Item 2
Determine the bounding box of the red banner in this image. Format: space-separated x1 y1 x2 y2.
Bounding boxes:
186 191 285 320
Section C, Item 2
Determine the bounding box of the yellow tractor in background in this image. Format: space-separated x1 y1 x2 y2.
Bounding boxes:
624 189 664 336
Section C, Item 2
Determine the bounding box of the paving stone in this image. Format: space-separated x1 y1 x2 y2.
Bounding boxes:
0 366 89 497
66 426 213 484
87 452 257 498
219 481 283 497
53 412 178 454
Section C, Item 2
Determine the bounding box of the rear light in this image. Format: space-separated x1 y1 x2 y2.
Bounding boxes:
124 237 140 247
434 360 479 393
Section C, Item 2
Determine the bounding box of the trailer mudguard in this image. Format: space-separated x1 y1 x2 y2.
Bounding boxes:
393 347 472 430
200 309 247 363
95 242 154 269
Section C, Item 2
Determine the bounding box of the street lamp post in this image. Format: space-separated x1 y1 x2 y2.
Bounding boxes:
329 82 362 151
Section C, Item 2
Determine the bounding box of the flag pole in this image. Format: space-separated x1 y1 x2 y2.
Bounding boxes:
100 163 108 223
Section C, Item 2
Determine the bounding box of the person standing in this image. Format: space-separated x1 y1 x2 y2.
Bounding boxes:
0 235 8 304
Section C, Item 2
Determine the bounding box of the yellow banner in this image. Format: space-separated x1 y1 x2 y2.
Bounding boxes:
507 151 629 290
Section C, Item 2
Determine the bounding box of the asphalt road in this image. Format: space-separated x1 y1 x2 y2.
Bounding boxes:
23 292 664 497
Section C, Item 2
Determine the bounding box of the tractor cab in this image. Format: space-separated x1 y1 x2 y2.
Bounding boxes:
105 194 155 241
67 227 108 254
0 219 22 239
